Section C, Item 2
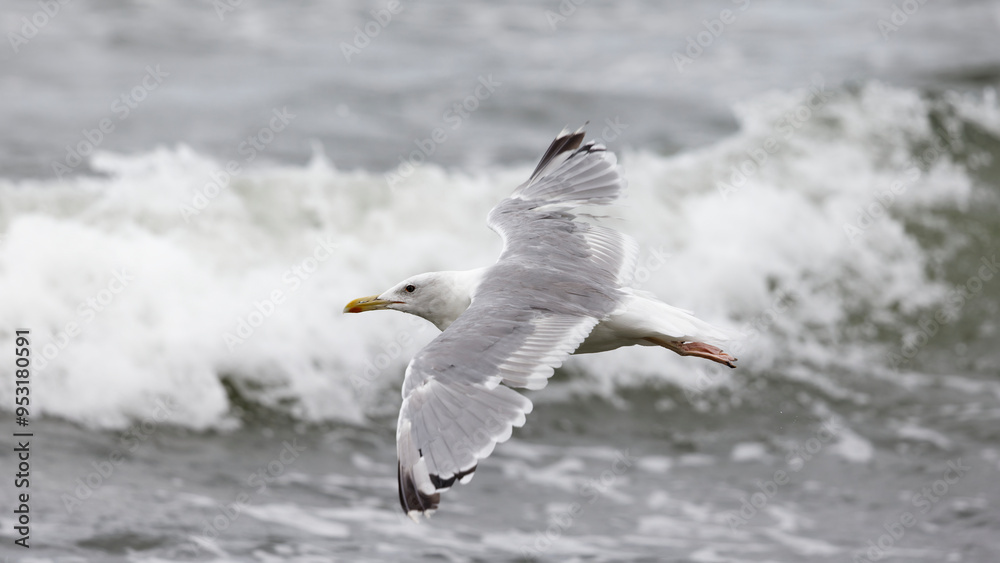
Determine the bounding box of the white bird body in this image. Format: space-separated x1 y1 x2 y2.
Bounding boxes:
370 268 734 356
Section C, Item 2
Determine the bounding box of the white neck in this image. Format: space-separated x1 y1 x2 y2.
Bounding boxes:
425 267 488 331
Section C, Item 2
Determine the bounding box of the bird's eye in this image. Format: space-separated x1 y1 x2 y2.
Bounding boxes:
405 284 416 293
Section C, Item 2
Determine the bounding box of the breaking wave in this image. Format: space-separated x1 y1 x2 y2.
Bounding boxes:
1 82 998 430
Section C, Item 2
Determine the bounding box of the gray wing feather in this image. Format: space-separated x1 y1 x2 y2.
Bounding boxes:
396 129 640 518
512 132 624 208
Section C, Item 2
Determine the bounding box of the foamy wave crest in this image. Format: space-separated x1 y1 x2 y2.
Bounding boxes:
0 83 995 429
561 82 999 400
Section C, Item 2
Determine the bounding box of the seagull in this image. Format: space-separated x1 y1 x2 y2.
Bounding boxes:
344 128 737 520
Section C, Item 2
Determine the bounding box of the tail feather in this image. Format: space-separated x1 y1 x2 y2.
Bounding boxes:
629 290 739 344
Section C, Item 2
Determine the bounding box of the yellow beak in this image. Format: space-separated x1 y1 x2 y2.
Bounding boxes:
343 295 399 313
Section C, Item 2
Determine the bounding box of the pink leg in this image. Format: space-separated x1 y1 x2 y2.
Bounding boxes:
646 338 737 368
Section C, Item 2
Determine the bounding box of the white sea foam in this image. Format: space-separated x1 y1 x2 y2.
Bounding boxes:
243 504 350 538
0 83 993 429
730 442 771 463
828 427 876 464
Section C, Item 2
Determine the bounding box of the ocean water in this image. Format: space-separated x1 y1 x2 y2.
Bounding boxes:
2 1 1000 561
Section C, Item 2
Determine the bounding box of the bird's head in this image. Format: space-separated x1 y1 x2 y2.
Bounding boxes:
343 271 478 331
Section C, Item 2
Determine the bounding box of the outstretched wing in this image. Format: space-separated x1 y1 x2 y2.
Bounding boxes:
396 128 640 519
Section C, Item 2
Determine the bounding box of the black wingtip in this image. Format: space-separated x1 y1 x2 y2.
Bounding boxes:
528 127 586 181
429 464 477 490
398 463 479 520
398 462 440 519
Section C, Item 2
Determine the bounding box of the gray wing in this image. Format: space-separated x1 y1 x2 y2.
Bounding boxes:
397 129 640 518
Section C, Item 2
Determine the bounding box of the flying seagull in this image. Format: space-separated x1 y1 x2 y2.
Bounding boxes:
344 128 737 520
